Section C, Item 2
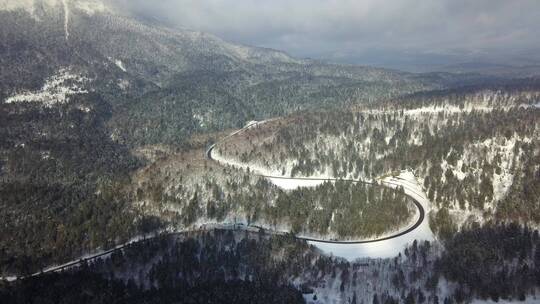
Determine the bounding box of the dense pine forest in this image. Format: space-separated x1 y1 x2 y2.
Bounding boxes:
0 232 307 304
0 93 147 275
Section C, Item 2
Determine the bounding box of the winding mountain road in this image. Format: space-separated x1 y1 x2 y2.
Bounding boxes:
205 122 427 245
1 121 430 282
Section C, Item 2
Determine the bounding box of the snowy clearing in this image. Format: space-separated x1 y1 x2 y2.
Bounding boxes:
114 59 127 72
4 68 89 107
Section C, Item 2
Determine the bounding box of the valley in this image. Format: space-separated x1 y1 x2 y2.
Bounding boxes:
0 117 432 281
1 1 540 303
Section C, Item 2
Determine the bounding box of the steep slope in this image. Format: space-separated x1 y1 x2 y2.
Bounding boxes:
214 81 540 237
0 0 440 275
0 0 439 147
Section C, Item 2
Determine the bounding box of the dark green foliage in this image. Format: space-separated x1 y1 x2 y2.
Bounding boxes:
497 148 540 222
0 181 138 275
429 208 457 240
0 273 305 304
0 230 316 304
438 223 537 301
0 94 151 275
266 181 413 238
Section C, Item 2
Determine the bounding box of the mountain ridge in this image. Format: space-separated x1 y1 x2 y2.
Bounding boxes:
1 0 438 149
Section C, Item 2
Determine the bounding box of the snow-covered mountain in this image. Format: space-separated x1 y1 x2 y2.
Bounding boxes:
0 0 302 89
0 0 442 148
0 0 505 282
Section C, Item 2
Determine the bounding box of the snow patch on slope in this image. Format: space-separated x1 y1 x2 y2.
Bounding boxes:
224 43 299 64
404 104 495 115
193 111 218 129
0 0 37 14
4 68 89 107
62 0 69 40
114 59 127 72
73 0 108 14
62 0 69 41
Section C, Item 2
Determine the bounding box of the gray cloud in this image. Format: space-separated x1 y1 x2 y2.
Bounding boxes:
113 0 540 69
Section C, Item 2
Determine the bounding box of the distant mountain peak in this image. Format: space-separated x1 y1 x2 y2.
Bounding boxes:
0 0 110 40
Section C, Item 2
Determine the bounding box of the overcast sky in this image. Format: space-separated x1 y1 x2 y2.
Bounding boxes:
114 0 540 69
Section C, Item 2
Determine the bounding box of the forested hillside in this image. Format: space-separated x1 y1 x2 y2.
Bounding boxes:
2 1 540 303
215 83 540 236
0 0 430 275
0 140 414 275
133 149 414 241
0 230 309 304
3 226 540 304
0 0 440 148
0 90 148 275
3 3 540 301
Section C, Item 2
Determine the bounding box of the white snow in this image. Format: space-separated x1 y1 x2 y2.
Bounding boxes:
193 113 216 128
4 68 88 107
73 0 108 15
473 136 519 204
77 105 91 113
403 104 494 115
224 43 299 64
117 79 130 90
40 151 51 160
493 168 514 202
62 0 69 40
440 159 467 181
108 57 127 72
0 0 45 12
0 0 108 19
0 0 37 17
114 59 127 72
0 276 17 282
211 147 332 190
266 177 328 190
520 102 540 109
227 44 251 60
